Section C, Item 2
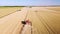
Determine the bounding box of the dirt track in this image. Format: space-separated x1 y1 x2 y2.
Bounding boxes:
0 7 60 34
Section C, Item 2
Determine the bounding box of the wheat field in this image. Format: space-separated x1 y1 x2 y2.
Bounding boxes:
0 7 60 34
0 7 23 18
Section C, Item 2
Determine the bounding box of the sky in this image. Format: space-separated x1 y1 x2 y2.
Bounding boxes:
0 0 60 6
